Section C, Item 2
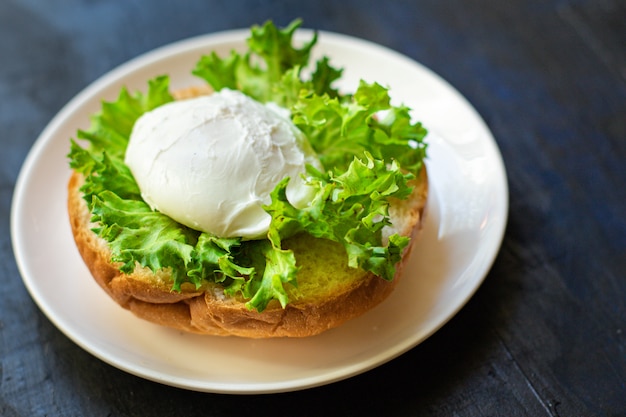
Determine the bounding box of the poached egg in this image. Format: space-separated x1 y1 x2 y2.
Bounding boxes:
124 89 321 239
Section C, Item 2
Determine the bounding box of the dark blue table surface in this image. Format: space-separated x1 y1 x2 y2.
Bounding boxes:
2 1 624 416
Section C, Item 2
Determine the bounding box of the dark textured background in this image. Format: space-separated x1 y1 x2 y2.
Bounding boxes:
2 0 625 416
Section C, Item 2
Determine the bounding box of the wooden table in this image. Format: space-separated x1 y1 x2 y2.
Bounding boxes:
2 1 624 415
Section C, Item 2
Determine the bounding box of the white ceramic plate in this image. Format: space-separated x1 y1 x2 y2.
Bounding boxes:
11 29 508 394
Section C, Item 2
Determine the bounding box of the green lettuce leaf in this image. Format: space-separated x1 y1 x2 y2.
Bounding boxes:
76 75 174 158
193 18 341 107
292 80 427 175
68 142 141 205
91 191 197 286
264 153 413 281
191 51 240 92
241 240 298 311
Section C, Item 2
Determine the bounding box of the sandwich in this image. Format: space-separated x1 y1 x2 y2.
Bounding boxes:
67 19 428 338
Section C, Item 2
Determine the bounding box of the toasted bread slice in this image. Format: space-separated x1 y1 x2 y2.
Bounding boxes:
68 167 427 338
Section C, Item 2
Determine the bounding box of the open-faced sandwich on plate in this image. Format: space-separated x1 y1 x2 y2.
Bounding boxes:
67 19 429 338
